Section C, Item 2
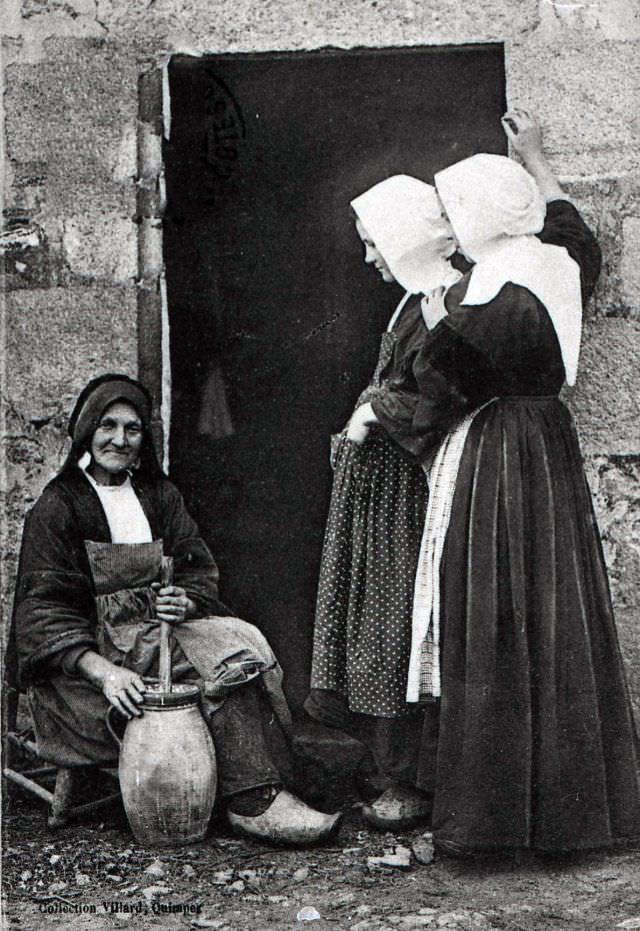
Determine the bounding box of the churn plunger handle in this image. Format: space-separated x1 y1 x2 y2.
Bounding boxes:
158 556 174 693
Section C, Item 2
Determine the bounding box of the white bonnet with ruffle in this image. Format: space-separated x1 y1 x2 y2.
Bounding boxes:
350 175 457 295
435 153 546 260
435 154 583 386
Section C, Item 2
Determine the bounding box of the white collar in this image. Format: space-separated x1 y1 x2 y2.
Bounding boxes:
79 452 134 491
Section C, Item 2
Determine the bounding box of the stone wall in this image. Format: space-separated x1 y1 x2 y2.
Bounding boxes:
1 0 639 713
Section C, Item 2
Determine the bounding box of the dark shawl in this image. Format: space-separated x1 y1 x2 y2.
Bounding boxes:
13 467 230 688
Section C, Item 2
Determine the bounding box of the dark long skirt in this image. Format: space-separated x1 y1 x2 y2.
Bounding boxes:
425 397 640 852
310 431 428 716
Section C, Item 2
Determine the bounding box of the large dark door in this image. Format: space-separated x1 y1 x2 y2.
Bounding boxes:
164 46 506 711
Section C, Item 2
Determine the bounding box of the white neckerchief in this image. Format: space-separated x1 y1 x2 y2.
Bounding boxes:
81 462 153 544
460 235 583 386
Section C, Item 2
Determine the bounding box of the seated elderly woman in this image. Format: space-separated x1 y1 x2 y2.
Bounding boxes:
12 373 340 845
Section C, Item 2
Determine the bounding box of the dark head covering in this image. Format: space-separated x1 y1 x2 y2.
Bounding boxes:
63 373 162 476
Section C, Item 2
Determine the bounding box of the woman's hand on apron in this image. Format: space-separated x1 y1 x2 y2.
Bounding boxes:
346 402 379 445
152 584 195 624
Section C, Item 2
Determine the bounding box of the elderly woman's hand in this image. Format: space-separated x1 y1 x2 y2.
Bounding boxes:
501 109 544 162
153 584 195 625
102 666 146 718
76 651 145 719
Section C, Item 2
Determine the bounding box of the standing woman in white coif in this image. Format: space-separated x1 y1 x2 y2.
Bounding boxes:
305 176 460 830
407 111 640 856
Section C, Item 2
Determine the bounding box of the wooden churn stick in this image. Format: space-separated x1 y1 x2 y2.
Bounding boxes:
158 556 174 693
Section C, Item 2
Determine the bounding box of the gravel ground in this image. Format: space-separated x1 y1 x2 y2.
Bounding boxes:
3 789 640 931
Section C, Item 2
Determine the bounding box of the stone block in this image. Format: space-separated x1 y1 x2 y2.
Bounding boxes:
0 402 73 647
5 285 138 427
615 608 640 727
90 0 537 48
620 216 640 309
506 39 639 177
574 451 640 721
562 175 640 319
21 0 97 17
584 455 640 610
450 0 539 42
49 176 136 229
111 123 138 183
538 0 640 43
4 64 49 164
4 41 138 177
3 0 106 63
586 0 640 41
565 319 640 455
62 210 137 283
547 149 639 180
291 719 366 809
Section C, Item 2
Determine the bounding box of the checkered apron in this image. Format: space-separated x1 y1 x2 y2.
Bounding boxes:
406 400 495 702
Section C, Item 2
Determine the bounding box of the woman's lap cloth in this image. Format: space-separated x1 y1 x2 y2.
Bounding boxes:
29 616 293 796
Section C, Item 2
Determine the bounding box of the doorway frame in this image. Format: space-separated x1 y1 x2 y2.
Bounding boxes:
137 44 508 474
136 67 172 471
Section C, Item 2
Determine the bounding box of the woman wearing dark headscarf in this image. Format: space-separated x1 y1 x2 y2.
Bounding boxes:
400 113 640 855
12 374 340 844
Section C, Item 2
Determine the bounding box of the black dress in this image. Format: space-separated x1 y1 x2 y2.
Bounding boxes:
383 201 640 852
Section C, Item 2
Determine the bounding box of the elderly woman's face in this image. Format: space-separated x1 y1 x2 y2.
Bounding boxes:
90 401 143 484
355 219 395 283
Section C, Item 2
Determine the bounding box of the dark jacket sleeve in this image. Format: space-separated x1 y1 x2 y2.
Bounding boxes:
370 383 424 455
47 645 91 676
157 478 232 618
539 199 602 303
369 301 447 459
370 300 484 462
407 319 502 462
371 371 469 462
407 277 568 459
14 486 99 687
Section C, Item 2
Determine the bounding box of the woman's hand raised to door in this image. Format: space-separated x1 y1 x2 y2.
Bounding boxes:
501 109 544 162
501 108 567 203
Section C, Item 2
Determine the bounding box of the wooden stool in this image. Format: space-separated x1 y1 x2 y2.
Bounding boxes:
3 690 120 829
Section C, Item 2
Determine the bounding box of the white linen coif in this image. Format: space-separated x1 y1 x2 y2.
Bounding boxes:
350 175 460 296
435 154 583 385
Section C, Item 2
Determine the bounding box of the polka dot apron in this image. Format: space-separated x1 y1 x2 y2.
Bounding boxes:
310 329 429 716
